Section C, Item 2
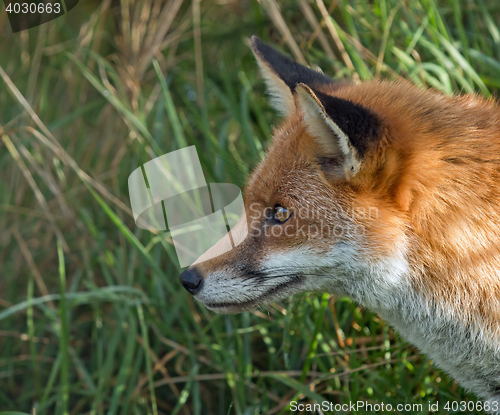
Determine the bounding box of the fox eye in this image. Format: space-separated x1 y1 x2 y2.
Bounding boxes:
273 205 292 223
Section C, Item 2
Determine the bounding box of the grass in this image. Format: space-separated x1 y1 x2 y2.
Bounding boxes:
0 0 499 414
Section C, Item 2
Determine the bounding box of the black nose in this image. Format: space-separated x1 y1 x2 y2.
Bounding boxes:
179 268 203 295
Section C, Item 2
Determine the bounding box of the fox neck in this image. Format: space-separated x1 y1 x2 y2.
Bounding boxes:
342 255 500 404
379 287 500 404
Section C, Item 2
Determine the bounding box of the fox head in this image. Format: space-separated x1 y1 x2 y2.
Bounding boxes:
178 36 416 313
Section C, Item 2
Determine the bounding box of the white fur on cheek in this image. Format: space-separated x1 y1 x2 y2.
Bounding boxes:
262 242 410 310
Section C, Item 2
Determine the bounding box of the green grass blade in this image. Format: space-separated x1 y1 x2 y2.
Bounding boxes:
57 239 70 415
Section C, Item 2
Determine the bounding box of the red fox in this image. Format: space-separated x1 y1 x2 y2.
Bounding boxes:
179 36 500 410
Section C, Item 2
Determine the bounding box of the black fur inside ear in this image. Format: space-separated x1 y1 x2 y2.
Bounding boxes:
312 88 382 158
251 36 333 91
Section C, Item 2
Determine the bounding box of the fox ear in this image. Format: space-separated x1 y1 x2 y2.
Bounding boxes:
296 84 382 179
250 36 334 117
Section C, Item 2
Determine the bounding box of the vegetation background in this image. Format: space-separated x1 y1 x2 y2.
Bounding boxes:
1 0 499 414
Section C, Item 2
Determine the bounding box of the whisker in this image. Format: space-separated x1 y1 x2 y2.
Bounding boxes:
252 170 271 191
